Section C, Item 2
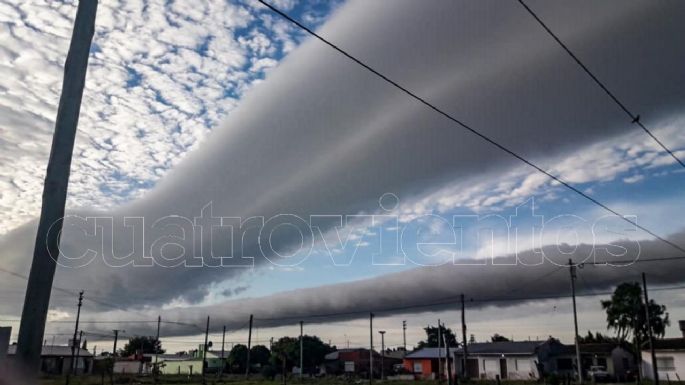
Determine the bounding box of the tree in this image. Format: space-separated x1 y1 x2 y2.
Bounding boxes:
578 331 618 344
491 334 510 342
228 344 249 373
270 335 334 373
601 282 669 343
250 345 271 367
121 336 164 356
416 325 457 348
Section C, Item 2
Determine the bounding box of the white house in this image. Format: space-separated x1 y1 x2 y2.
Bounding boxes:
454 341 544 380
641 321 685 382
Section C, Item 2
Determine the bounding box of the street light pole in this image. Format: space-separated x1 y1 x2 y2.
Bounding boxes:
379 331 386 380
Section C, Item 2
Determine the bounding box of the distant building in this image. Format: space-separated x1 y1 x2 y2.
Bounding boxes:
324 348 386 377
641 320 685 381
6 344 93 375
403 347 457 380
453 341 544 380
403 338 635 381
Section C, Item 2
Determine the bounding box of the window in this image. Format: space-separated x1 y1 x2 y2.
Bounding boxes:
413 362 423 373
656 357 675 371
597 357 607 368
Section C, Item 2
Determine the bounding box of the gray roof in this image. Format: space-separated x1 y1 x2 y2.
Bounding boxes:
454 341 543 356
7 345 92 357
405 347 457 359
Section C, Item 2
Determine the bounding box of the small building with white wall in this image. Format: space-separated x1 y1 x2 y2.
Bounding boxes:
454 340 543 380
641 320 685 382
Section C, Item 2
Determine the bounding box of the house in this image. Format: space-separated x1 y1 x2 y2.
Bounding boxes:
546 342 635 381
6 344 93 375
453 341 544 380
324 348 383 377
152 353 203 375
447 338 634 381
641 320 685 381
403 347 457 380
150 345 224 375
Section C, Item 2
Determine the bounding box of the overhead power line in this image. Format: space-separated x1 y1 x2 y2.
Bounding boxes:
516 0 685 169
255 0 685 256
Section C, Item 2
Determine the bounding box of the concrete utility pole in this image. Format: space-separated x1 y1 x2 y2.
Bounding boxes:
461 294 468 378
443 331 453 385
402 320 407 352
74 330 83 375
569 259 583 384
16 0 98 373
378 331 385 380
642 273 659 385
245 314 253 378
369 312 374 384
299 321 304 380
67 291 84 384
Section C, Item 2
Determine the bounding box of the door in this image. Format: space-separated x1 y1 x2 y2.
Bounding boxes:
500 358 508 379
466 358 479 378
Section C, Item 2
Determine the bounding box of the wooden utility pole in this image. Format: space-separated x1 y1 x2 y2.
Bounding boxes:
461 294 468 379
642 273 659 385
438 319 442 380
299 321 304 380
569 259 583 384
245 314 253 378
202 316 210 381
16 0 98 373
66 291 84 384
154 315 160 383
369 312 374 384
220 325 226 377
112 330 121 357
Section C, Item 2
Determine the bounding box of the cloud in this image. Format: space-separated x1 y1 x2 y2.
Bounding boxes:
1 0 685 324
0 0 336 234
41 230 685 338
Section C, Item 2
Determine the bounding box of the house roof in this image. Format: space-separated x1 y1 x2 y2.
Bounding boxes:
7 345 92 357
405 347 458 359
325 348 379 360
454 341 542 356
648 338 685 351
557 343 624 355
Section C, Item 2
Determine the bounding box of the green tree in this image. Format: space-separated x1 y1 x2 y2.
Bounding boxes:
491 334 510 342
228 344 248 373
270 335 334 374
250 345 271 367
601 282 669 343
417 325 457 348
121 336 164 356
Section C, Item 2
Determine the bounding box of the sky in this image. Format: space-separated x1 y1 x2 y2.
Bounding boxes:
1 0 685 354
